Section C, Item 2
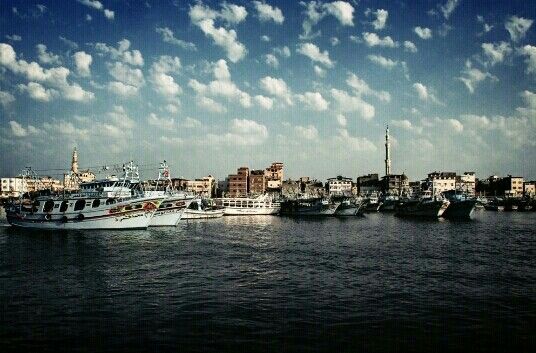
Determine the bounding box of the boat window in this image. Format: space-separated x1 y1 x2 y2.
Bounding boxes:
32 201 40 212
92 199 101 208
135 204 143 209
43 200 55 213
125 205 133 211
106 198 115 205
59 201 68 212
74 199 86 211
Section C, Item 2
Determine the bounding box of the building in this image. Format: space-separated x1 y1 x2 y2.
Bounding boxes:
500 175 524 197
381 174 409 195
303 180 327 198
26 176 63 192
171 176 216 197
427 171 457 196
0 177 27 198
265 162 284 190
409 181 422 197
249 170 266 195
524 181 536 197
456 172 476 196
282 179 301 198
63 148 96 190
227 167 249 197
357 173 381 195
327 176 353 196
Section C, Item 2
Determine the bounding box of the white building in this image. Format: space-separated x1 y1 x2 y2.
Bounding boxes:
327 176 353 196
456 172 476 196
427 172 457 196
1 177 27 198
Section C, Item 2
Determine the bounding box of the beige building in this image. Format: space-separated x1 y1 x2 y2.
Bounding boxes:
456 172 476 196
249 170 266 195
265 162 283 190
428 172 457 196
1 177 27 198
26 176 63 192
63 148 96 190
503 176 524 197
228 167 249 197
327 176 353 196
523 181 535 197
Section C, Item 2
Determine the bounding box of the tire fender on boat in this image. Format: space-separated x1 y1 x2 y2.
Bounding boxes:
77 213 85 221
44 214 51 221
61 216 68 223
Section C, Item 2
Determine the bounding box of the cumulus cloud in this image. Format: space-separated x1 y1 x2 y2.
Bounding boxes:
346 73 390 102
0 90 15 107
155 27 197 51
296 42 334 68
334 129 376 151
259 76 293 105
520 45 536 74
313 65 325 77
261 35 270 42
108 61 145 88
505 15 533 42
413 82 442 104
0 43 94 102
10 121 29 137
295 125 319 140
296 91 329 111
254 95 274 110
367 54 398 70
440 0 460 20
457 60 498 93
196 96 226 113
330 88 375 120
273 46 291 58
77 0 114 20
59 36 78 50
371 9 388 30
189 3 247 62
481 42 511 66
414 26 432 39
206 119 268 146
300 1 354 39
94 39 144 66
73 51 92 77
390 119 423 134
404 40 418 53
149 56 182 100
147 113 175 130
265 54 279 68
18 82 56 102
36 44 61 65
5 34 22 41
253 1 284 24
362 32 398 48
336 114 347 127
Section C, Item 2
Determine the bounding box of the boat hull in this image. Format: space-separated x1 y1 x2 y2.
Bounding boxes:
149 198 190 227
280 201 340 217
182 209 224 219
443 200 477 219
395 200 449 218
223 207 280 215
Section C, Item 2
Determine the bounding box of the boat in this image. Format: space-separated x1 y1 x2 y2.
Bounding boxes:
146 161 192 227
333 198 365 216
5 163 164 230
395 198 450 218
379 195 399 212
182 199 224 219
363 192 381 212
441 191 478 219
484 198 505 211
280 198 340 217
214 195 280 215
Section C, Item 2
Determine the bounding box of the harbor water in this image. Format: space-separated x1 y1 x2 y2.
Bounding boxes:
0 211 534 352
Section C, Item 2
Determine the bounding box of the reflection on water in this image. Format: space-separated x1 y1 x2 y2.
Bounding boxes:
0 211 534 352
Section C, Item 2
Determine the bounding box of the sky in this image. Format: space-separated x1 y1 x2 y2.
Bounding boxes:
0 0 535 182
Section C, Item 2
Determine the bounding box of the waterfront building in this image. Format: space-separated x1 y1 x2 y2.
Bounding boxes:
282 179 301 198
228 167 249 197
304 180 327 198
427 172 457 196
524 181 536 197
381 174 409 196
500 175 524 197
357 173 381 195
63 148 96 190
0 177 27 198
409 181 422 197
249 170 266 195
456 172 476 196
171 176 216 197
327 176 353 196
265 162 284 191
26 176 63 192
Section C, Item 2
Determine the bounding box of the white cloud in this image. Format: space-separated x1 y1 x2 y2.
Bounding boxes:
505 15 533 42
73 51 92 77
18 82 56 102
77 0 114 20
334 129 376 151
165 104 179 114
150 56 182 100
94 39 144 66
296 91 329 111
404 40 418 53
155 27 197 51
253 1 284 24
273 46 291 58
261 35 270 42
362 32 398 48
206 119 268 146
447 118 464 132
457 60 498 93
296 42 334 68
314 65 325 77
36 44 61 65
295 125 319 140
189 3 247 63
254 95 274 110
259 76 292 105
196 96 226 113
300 1 354 39
151 55 181 75
440 0 460 20
108 61 145 88
390 119 423 134
477 15 493 35
5 34 22 41
330 88 375 120
336 114 347 127
9 120 29 137
520 45 536 74
265 54 279 68
183 117 202 128
413 82 441 104
330 37 340 46
481 42 511 66
371 9 388 30
346 73 390 102
367 54 397 69
414 26 432 39
147 113 175 130
103 9 114 20
0 90 15 106
107 81 138 97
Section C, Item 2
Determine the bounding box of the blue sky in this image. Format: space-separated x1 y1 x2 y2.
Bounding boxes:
0 0 535 181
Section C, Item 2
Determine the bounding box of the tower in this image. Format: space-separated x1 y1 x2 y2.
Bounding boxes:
385 126 391 176
71 147 79 174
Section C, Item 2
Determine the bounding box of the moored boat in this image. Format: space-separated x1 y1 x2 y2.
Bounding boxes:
280 198 340 217
182 199 224 219
441 191 478 219
395 198 450 218
214 195 280 215
334 198 365 216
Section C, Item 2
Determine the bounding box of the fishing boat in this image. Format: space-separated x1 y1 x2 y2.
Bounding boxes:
363 192 381 212
395 197 450 218
333 197 365 216
182 199 224 219
214 195 280 215
280 198 340 217
146 161 192 227
484 198 505 211
5 163 164 230
379 194 399 212
441 192 478 219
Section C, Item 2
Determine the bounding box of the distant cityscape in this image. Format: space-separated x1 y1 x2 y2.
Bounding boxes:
1 126 534 200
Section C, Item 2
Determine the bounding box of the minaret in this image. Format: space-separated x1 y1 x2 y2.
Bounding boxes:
71 147 79 174
385 126 391 176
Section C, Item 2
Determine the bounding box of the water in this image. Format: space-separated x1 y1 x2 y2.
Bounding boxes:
0 211 534 352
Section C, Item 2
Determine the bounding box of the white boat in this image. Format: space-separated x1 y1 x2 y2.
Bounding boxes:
146 161 192 227
182 199 224 219
214 195 280 215
5 163 164 230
